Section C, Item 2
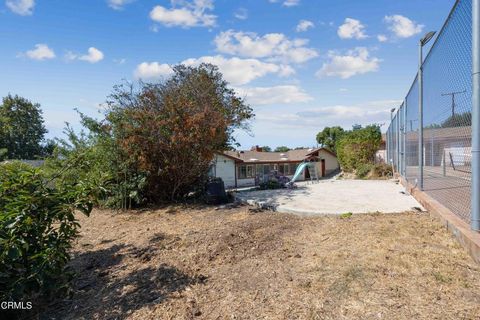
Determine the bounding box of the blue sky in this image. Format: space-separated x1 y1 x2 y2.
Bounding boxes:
0 0 455 149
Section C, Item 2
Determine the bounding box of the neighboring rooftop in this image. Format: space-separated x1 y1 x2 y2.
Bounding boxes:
223 147 334 163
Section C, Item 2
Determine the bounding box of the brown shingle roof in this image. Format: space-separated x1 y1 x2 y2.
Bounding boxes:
223 148 332 163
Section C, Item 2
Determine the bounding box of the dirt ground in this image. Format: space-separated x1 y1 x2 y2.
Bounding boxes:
40 205 480 320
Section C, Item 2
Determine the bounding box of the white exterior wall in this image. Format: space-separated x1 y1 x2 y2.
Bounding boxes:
237 178 255 187
318 150 340 175
213 155 236 188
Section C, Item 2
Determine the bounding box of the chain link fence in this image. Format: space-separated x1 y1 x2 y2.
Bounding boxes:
387 0 473 223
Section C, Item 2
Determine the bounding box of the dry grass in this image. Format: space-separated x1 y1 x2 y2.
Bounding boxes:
40 205 480 319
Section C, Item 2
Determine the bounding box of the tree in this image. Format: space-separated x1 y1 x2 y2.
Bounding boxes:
274 146 290 152
352 124 362 131
261 146 272 152
316 126 345 152
0 95 47 159
441 112 471 128
0 161 95 305
108 64 253 201
336 124 382 172
48 63 253 205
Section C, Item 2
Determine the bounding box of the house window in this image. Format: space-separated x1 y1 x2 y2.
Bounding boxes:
247 165 255 178
290 163 299 174
238 165 255 179
238 165 247 179
279 163 291 175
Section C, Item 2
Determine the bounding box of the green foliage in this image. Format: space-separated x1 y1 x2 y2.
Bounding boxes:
39 139 57 158
316 126 345 152
0 148 7 161
105 64 252 202
47 63 253 205
0 95 48 160
274 146 290 152
340 212 353 219
353 162 392 179
261 146 272 152
44 112 148 210
425 112 471 129
259 180 281 190
371 163 393 178
356 163 374 179
336 124 382 173
441 112 471 128
0 161 95 302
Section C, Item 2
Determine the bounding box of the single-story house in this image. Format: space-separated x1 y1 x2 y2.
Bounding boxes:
209 146 340 189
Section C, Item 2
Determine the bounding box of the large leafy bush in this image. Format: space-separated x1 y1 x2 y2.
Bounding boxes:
336 124 382 172
44 113 149 210
48 63 253 205
0 161 94 302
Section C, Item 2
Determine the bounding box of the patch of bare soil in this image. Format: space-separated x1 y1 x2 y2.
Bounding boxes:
40 206 480 319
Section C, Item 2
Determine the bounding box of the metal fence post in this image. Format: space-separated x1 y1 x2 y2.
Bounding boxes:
418 41 424 190
472 0 480 231
386 126 389 165
397 112 400 171
403 100 407 177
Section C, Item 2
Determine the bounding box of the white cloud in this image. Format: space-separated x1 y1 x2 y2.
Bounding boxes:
296 19 314 32
66 47 104 63
149 0 216 28
214 30 318 64
377 34 388 42
107 0 134 10
80 47 104 63
6 0 34 16
337 18 367 40
234 7 248 20
113 58 126 64
384 15 424 38
296 100 403 122
283 0 299 7
133 56 294 85
235 85 312 105
255 99 402 131
316 47 380 79
22 44 55 60
134 62 174 80
181 55 295 85
268 0 300 6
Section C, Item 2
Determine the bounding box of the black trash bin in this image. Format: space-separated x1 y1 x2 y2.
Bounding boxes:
205 178 228 205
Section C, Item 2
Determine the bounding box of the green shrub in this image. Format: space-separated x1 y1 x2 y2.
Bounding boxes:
259 180 281 190
0 161 94 302
336 124 382 172
340 212 353 219
371 163 393 178
44 117 149 210
356 163 374 179
46 64 253 206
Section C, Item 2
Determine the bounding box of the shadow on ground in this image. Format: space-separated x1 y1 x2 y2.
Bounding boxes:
40 234 206 320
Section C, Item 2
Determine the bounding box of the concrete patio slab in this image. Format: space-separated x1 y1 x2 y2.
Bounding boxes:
235 179 424 215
